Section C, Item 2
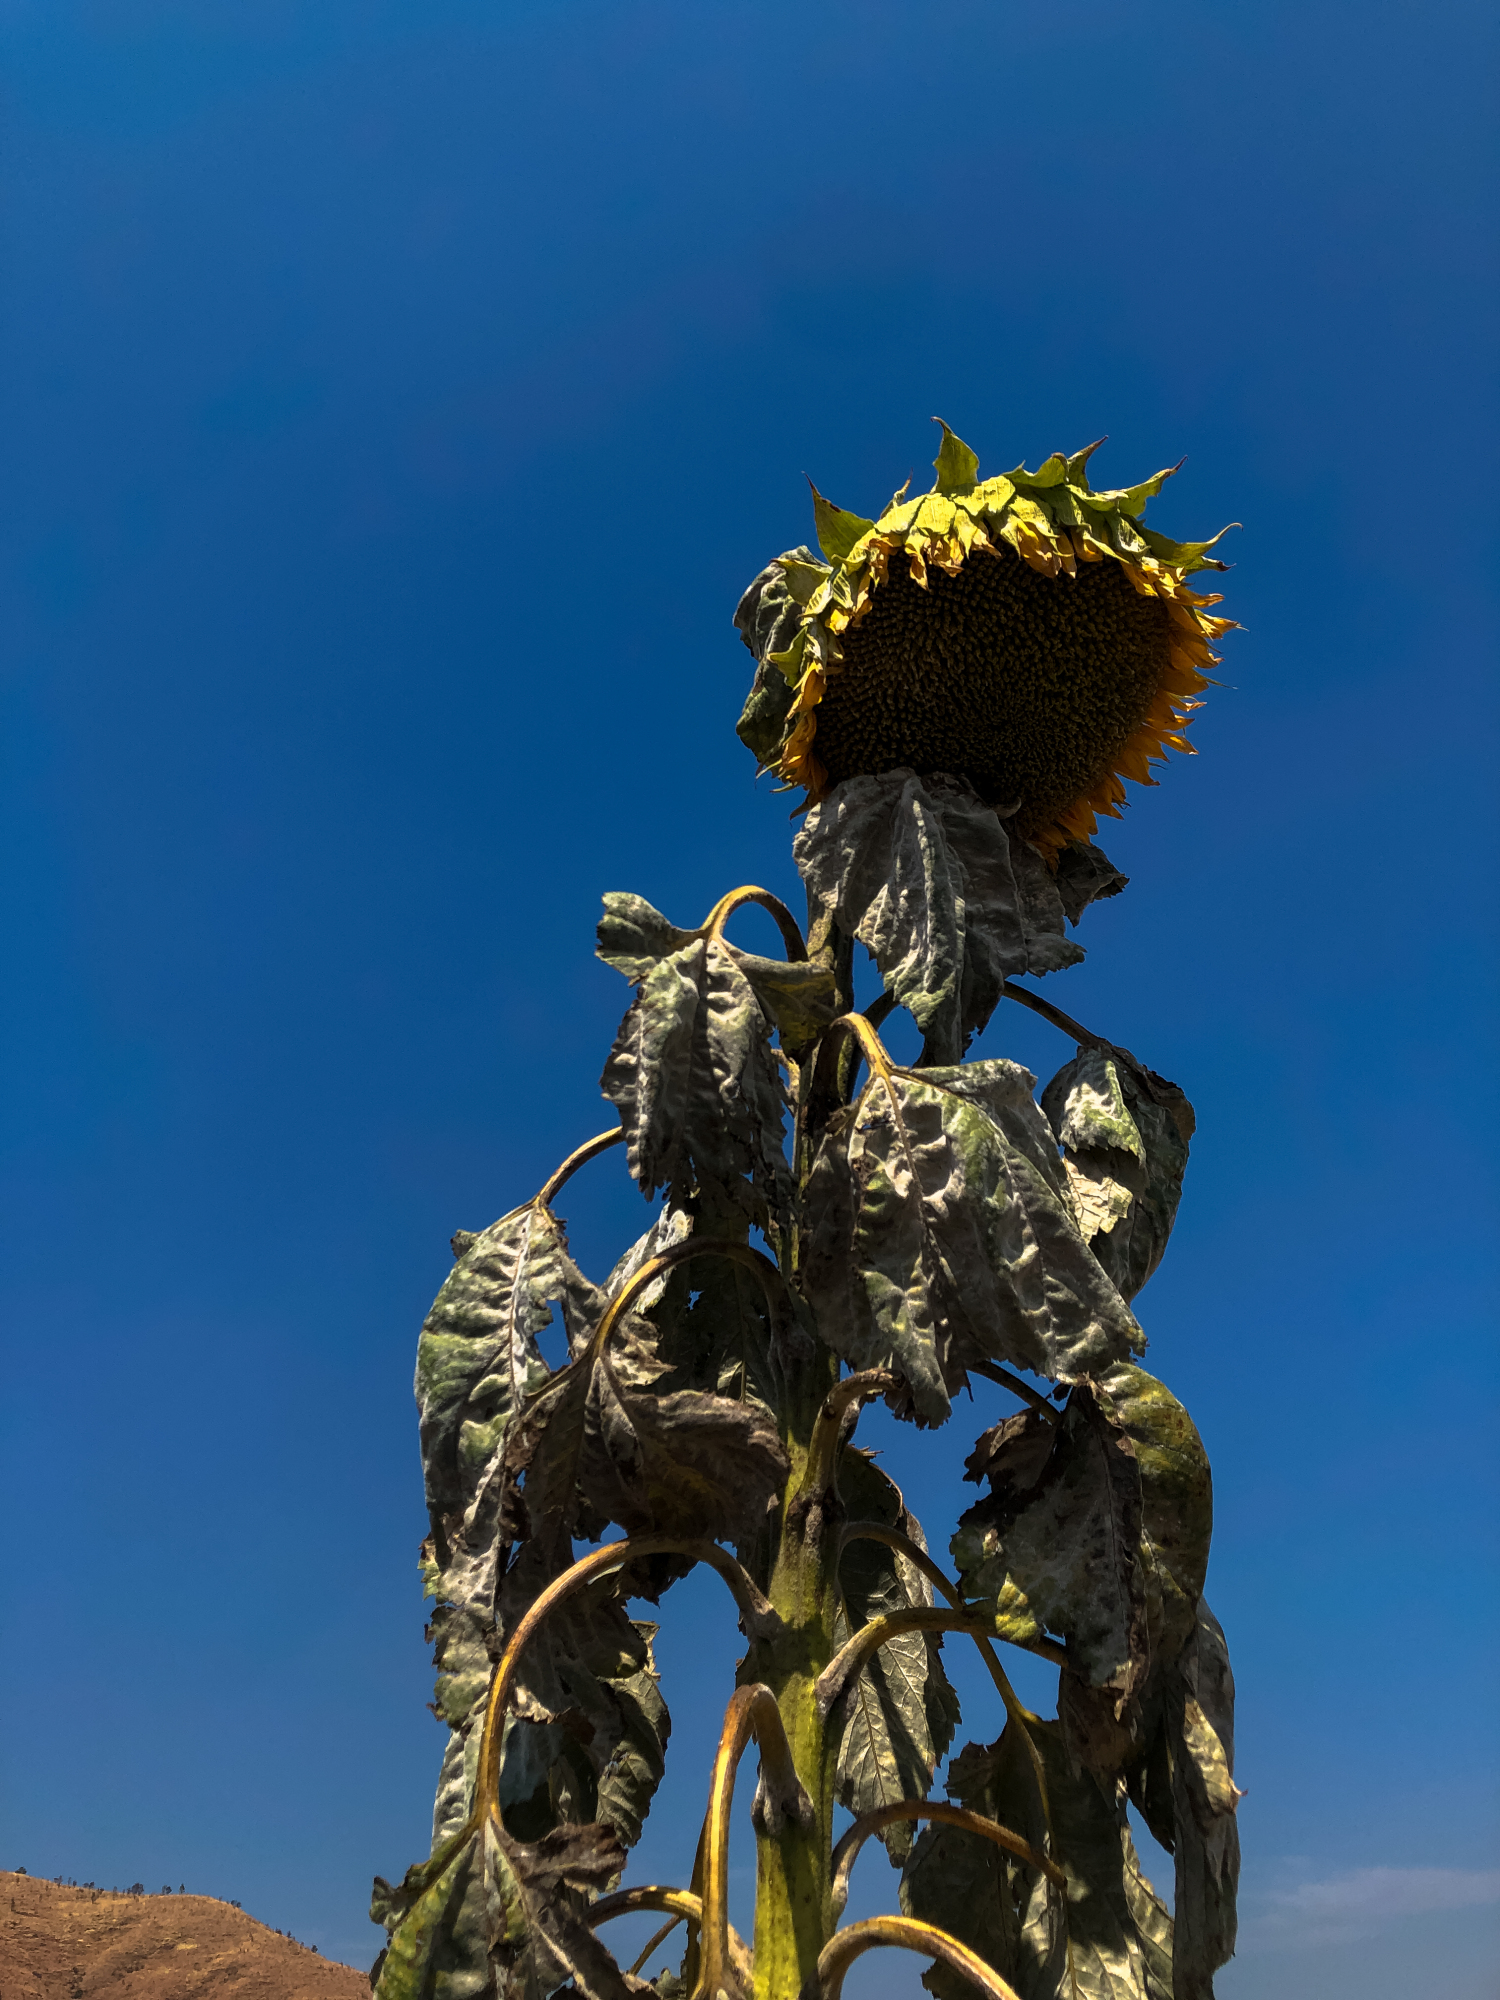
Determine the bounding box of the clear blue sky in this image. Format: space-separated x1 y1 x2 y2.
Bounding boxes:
1 3 1496 1994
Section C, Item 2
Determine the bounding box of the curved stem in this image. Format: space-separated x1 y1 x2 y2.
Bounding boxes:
474 1537 775 1818
862 991 898 1033
590 1885 702 1928
700 1685 808 2000
534 1127 625 1209
628 1915 685 1979
814 1010 894 1108
816 1608 1067 1716
810 1915 1023 2000
839 1522 1056 1851
830 1801 1062 1916
702 886 808 962
587 1239 785 1370
1001 980 1106 1048
587 1887 751 1985
968 1357 1060 1422
802 1370 897 1498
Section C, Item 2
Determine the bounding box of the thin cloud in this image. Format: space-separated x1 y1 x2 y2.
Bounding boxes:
1245 1865 1500 1948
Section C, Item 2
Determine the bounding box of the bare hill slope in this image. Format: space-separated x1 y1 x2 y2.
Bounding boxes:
0 1873 369 2000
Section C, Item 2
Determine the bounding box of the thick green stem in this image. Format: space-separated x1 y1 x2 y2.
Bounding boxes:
741 1338 842 2000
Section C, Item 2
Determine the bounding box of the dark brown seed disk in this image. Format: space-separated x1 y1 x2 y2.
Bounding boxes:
811 540 1173 842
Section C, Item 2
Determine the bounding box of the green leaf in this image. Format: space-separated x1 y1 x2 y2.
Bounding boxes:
1041 1052 1195 1304
931 420 981 494
801 1061 1143 1422
906 1721 1176 2000
832 1450 961 1863
1099 1364 1212 1663
809 480 876 561
372 1812 635 2000
600 933 791 1225
956 1367 1210 1724
793 770 1083 1066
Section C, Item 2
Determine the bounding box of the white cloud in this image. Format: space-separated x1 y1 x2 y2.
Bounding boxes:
1245 1865 1500 1949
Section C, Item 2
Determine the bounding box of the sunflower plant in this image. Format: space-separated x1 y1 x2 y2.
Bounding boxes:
370 424 1242 2000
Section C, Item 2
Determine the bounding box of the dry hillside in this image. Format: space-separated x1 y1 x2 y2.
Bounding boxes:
0 1873 370 2000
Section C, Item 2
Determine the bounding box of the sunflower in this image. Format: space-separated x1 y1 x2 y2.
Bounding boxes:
736 422 1237 859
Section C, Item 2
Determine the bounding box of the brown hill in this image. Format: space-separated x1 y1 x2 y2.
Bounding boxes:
0 1873 370 2000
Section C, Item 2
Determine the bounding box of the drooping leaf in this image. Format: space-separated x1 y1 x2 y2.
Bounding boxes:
733 547 829 767
371 1810 639 2000
955 1367 1211 1743
1053 841 1130 926
599 928 792 1224
793 770 1085 1064
595 895 699 985
954 1383 1147 1700
599 892 836 1064
1128 1601 1239 2000
417 1203 585 1536
1041 1050 1195 1304
801 1059 1143 1422
831 1449 961 1863
904 1721 1176 2000
899 1809 1022 2000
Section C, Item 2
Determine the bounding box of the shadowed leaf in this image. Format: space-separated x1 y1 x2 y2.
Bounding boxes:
733 548 828 766
832 1449 961 1863
904 1720 1175 1999
802 1060 1142 1421
599 921 792 1225
793 770 1084 1065
372 1812 640 2000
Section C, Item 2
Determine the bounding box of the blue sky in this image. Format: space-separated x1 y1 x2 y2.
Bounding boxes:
1 2 1496 1993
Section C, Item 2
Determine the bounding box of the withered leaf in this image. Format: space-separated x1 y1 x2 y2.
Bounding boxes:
832 1449 961 1864
1126 1601 1240 1999
598 891 835 1062
1041 1048 1195 1304
733 547 823 768
955 1366 1211 1733
954 1383 1147 1700
801 1059 1142 1422
1053 839 1129 926
371 1811 640 2000
599 919 791 1222
793 769 1084 1065
904 1720 1175 2000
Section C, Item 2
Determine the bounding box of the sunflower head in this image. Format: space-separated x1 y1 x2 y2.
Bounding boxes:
735 422 1237 859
